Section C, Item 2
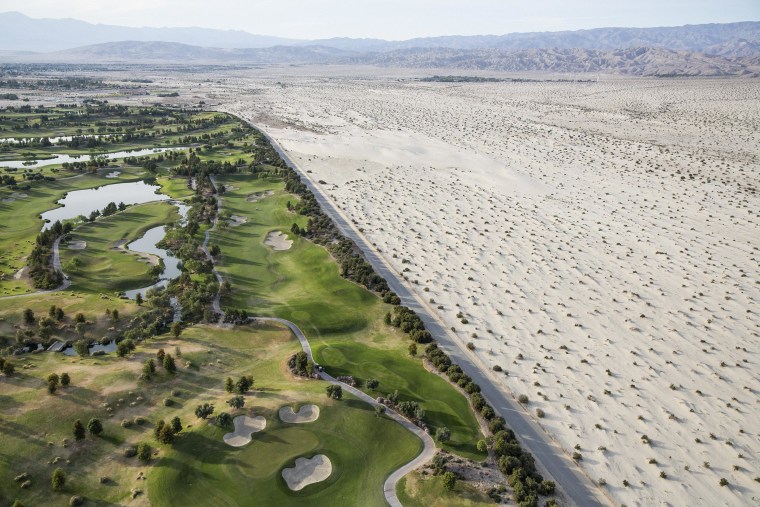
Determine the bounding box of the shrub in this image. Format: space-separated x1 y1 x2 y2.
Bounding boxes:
163 398 174 407
51 468 66 490
536 408 545 418
195 403 215 419
442 471 457 491
326 385 343 400
87 418 103 436
435 426 451 443
719 478 729 487
518 394 529 404
137 443 152 462
227 396 245 409
123 446 137 458
69 496 84 506
216 412 232 428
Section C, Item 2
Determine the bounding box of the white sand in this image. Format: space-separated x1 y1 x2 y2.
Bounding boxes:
68 240 87 250
279 404 320 423
246 190 274 202
222 415 266 447
282 454 332 491
228 214 248 227
216 73 759 506
105 171 121 178
264 231 293 251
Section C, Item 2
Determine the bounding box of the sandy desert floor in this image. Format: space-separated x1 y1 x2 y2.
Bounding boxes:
45 67 757 506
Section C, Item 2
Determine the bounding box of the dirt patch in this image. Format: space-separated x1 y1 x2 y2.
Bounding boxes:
222 415 266 447
68 240 87 250
282 455 332 491
264 231 293 251
279 404 320 423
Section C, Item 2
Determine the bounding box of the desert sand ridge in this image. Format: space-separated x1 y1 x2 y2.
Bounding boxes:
208 72 760 506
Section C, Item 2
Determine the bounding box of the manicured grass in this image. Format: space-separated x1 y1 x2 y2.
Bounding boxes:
397 471 495 507
60 202 180 294
0 168 146 296
0 322 420 506
213 174 485 459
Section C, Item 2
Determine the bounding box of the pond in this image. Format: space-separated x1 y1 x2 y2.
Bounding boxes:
0 146 183 169
62 340 117 357
123 225 182 300
41 180 170 229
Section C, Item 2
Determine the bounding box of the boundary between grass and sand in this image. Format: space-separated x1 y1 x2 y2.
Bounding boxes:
246 121 612 507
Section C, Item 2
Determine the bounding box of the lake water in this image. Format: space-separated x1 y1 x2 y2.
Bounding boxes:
0 146 183 169
62 340 117 357
123 225 182 300
41 180 170 228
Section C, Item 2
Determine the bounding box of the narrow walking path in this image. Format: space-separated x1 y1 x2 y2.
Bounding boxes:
249 316 436 507
201 175 225 320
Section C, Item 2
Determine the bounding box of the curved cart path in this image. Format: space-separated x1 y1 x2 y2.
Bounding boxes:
249 316 436 507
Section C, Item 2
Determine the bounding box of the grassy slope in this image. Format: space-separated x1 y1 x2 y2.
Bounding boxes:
60 202 180 295
397 472 494 507
213 173 485 459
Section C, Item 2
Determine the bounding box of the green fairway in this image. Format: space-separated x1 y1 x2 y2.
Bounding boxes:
60 201 180 294
213 174 485 459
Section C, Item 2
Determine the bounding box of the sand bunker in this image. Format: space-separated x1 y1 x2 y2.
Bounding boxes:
228 215 248 227
68 240 87 250
1 192 28 203
222 415 266 447
105 171 121 178
246 190 274 202
264 231 293 251
279 404 320 423
282 455 332 491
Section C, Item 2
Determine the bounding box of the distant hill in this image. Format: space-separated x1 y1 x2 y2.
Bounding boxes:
1 11 758 58
0 11 297 52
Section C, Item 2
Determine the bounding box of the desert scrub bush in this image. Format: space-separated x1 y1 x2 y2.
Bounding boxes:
518 394 529 404
536 408 545 418
121 419 133 428
163 398 174 407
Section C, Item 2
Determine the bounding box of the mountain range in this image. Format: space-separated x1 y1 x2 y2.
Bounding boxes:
1 12 759 76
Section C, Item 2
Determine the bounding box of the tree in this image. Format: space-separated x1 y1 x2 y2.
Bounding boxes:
442 471 457 491
374 405 386 417
60 372 70 386
142 359 156 378
477 439 488 453
73 419 86 441
135 293 143 306
170 416 182 434
227 395 245 409
366 378 379 390
157 424 175 444
163 354 176 373
195 403 214 420
111 309 119 322
326 385 343 400
408 343 417 356
46 373 60 394
154 420 165 440
137 442 152 462
216 412 232 428
224 377 234 393
171 322 182 338
51 467 66 490
157 348 165 364
435 426 451 443
2 360 14 376
294 351 308 373
235 375 253 394
116 341 131 358
23 308 35 325
87 418 103 436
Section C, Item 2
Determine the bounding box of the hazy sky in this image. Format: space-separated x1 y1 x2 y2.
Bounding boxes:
5 0 759 39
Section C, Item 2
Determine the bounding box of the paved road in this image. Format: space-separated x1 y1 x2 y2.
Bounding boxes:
253 125 611 507
249 317 436 507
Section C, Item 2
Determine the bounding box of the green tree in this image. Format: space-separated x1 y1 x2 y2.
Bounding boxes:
216 412 232 428
476 439 488 453
137 442 152 462
235 375 253 394
374 405 386 417
326 384 343 400
142 359 156 378
157 424 175 444
111 309 119 322
366 378 379 390
87 418 103 436
224 377 234 393
442 471 457 491
170 416 182 434
51 467 66 490
163 354 176 373
435 426 451 443
195 403 214 419
74 339 89 357
73 419 86 441
23 308 35 325
1 360 14 376
135 293 143 306
227 395 245 409
60 372 70 386
46 373 60 394
171 322 182 338
408 343 417 356
154 420 165 440
156 348 165 364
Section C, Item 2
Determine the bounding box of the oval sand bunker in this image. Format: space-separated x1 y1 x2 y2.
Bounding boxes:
282 455 332 491
279 404 320 423
222 415 266 447
264 231 293 251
